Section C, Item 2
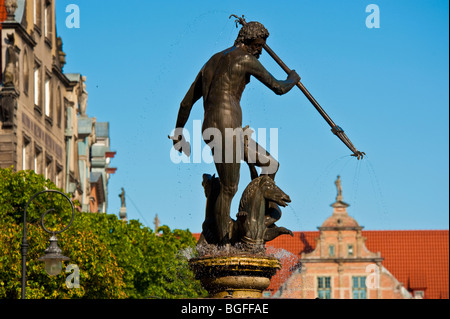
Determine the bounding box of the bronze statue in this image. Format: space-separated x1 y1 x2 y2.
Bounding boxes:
229 15 365 160
172 19 299 247
172 15 365 252
236 175 293 248
184 15 366 299
199 173 293 252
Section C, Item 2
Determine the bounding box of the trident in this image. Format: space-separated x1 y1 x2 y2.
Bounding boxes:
230 14 366 160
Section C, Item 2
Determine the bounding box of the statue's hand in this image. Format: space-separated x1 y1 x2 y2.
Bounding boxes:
287 69 301 83
351 150 366 160
168 134 191 157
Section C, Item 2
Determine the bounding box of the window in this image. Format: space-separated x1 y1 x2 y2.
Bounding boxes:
317 277 332 299
23 51 30 95
33 0 37 24
44 3 49 37
34 0 42 29
45 155 53 181
352 276 367 299
22 137 31 170
34 64 41 109
414 290 424 299
56 87 62 128
348 244 354 256
55 163 63 188
34 146 42 174
328 245 335 257
44 75 52 118
44 0 52 41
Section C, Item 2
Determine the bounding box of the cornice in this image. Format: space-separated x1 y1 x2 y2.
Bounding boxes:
318 226 364 231
300 257 384 263
52 63 71 87
1 21 37 48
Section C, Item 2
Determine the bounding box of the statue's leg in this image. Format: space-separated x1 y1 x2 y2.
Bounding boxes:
244 137 279 180
214 161 240 245
209 131 241 246
245 137 285 229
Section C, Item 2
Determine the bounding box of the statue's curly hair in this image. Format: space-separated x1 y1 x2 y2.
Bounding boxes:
234 21 269 45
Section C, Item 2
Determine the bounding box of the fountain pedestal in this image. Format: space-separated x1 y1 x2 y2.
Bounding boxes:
189 255 281 298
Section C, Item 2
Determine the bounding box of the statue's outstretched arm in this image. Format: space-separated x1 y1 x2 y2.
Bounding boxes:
244 57 299 96
176 71 203 129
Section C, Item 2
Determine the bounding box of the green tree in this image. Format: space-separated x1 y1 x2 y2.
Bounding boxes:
0 168 206 299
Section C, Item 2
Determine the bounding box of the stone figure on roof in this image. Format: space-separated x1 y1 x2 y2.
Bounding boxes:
119 188 126 208
335 175 343 202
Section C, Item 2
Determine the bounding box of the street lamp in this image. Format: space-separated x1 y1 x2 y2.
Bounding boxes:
38 235 70 276
21 190 75 299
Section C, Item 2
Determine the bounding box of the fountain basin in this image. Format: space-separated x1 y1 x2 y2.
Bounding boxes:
189 255 281 298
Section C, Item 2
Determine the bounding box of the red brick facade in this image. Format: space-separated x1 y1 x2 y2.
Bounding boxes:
268 198 413 299
265 181 449 299
266 228 448 299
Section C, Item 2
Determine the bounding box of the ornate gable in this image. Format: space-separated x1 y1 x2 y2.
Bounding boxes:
302 176 381 262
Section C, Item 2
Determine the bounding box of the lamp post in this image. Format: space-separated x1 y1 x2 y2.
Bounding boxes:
21 190 75 299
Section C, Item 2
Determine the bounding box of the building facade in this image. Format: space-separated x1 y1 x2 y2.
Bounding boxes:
0 0 116 213
264 177 449 299
271 176 411 299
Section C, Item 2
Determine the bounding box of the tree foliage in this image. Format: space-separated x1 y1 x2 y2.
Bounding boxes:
0 168 206 299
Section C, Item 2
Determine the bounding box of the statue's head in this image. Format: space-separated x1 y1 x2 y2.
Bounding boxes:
235 21 269 59
235 21 269 44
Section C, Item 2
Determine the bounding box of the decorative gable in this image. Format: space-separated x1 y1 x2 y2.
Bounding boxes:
302 176 381 262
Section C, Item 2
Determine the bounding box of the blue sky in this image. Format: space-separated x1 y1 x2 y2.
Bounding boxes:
54 0 449 233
